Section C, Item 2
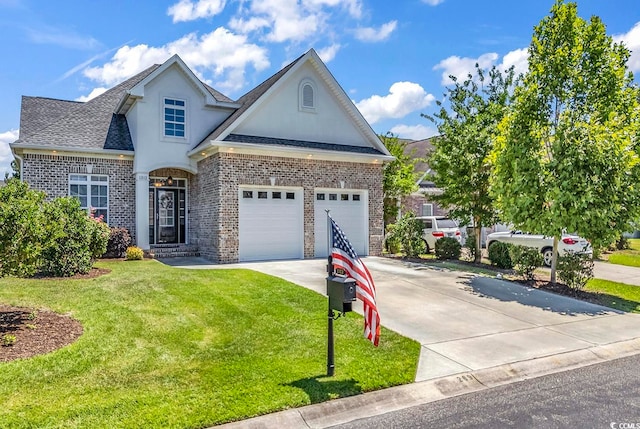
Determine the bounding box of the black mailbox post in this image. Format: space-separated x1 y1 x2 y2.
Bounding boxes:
327 276 356 313
326 275 357 376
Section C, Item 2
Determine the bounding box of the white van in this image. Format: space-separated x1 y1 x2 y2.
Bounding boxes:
417 216 462 253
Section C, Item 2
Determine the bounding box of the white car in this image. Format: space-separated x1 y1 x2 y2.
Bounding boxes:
417 216 462 253
486 230 592 267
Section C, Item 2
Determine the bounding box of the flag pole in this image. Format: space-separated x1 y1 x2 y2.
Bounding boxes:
326 209 335 377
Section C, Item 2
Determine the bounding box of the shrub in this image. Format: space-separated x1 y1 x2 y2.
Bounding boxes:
558 251 594 291
463 234 477 262
615 235 630 251
105 227 132 258
385 214 425 258
126 246 144 261
2 334 17 347
488 241 513 269
384 224 402 254
40 197 95 277
0 179 46 277
435 237 462 260
88 213 110 259
509 245 543 281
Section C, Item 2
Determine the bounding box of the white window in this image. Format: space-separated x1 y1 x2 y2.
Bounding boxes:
164 98 185 138
69 174 109 222
299 79 316 111
422 203 433 217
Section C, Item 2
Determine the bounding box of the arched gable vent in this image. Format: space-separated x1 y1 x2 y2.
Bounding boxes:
299 79 317 111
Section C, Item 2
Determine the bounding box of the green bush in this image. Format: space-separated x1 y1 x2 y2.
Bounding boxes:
0 179 46 277
558 251 594 291
126 246 144 261
488 241 513 269
40 197 97 277
105 227 132 258
385 214 425 258
435 237 462 260
509 245 543 281
384 224 402 254
88 213 110 259
463 234 477 262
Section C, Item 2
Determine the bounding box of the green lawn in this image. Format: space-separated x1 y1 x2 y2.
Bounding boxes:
0 260 419 429
586 278 640 313
606 238 640 267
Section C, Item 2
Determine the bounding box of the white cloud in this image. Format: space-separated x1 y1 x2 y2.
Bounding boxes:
317 44 341 62
421 0 444 5
0 129 19 179
355 82 435 124
389 124 438 140
168 0 226 23
305 0 362 19
500 47 529 77
354 20 397 42
25 25 100 50
433 52 499 86
614 21 640 73
83 27 269 92
75 87 108 102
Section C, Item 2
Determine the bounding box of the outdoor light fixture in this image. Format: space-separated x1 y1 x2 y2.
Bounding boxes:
152 176 175 187
166 176 173 186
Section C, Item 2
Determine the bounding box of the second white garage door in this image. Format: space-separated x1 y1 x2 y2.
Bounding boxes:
238 187 304 262
314 189 368 257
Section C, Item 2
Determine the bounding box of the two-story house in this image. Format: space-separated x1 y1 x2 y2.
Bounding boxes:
10 49 392 263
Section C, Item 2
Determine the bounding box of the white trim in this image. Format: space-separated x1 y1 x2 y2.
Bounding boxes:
189 140 394 164
11 143 134 159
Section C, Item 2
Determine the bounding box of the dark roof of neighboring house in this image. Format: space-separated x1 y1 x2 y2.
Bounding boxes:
14 65 161 151
224 134 385 155
404 137 436 173
193 52 305 151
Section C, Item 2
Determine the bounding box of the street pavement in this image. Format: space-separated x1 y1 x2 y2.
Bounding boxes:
160 256 640 428
593 260 640 286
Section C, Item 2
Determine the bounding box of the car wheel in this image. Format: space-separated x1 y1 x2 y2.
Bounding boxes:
542 247 553 267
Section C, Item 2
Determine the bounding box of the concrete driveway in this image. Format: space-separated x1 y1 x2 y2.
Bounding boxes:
165 256 640 382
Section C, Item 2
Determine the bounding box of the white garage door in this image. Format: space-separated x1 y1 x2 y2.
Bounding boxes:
314 189 368 258
238 187 304 262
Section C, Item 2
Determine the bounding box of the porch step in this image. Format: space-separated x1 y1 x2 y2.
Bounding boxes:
147 245 200 259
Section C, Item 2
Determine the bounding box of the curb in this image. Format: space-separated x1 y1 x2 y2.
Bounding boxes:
213 337 640 428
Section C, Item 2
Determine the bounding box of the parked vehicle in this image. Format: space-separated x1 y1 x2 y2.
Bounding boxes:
485 230 592 267
417 216 462 253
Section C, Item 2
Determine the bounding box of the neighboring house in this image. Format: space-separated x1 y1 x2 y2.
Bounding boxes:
401 137 448 218
10 49 393 263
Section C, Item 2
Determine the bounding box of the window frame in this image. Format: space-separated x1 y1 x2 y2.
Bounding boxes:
69 174 109 223
163 97 186 139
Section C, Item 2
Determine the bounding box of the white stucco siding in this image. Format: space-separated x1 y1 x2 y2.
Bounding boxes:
233 63 369 148
127 64 233 173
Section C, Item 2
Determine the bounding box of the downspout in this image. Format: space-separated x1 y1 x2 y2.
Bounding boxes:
13 153 24 181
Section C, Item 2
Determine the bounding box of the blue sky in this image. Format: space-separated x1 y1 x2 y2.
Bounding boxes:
1 0 639 177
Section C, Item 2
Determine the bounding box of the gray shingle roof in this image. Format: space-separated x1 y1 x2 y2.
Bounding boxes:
224 134 385 155
14 65 160 151
202 82 234 104
19 96 82 140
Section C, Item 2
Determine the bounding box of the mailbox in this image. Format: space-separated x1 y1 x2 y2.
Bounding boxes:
326 276 357 313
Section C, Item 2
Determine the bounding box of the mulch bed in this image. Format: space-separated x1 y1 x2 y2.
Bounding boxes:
0 267 111 362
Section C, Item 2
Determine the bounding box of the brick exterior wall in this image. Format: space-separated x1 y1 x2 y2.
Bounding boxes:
21 153 136 240
191 152 384 263
403 192 448 218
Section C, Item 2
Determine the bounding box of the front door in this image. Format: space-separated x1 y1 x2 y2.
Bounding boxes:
149 187 186 245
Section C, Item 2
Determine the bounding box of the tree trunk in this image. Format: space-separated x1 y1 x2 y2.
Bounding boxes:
550 235 559 284
474 222 482 264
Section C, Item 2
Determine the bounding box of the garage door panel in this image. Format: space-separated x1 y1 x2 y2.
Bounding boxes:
314 190 367 258
239 187 303 262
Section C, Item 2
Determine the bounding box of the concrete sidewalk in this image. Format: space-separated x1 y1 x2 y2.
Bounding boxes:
160 256 640 428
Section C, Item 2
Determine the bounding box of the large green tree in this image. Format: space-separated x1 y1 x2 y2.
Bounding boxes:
425 64 515 262
381 133 421 226
491 0 640 282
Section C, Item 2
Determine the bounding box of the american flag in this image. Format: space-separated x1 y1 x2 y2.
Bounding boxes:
330 217 380 347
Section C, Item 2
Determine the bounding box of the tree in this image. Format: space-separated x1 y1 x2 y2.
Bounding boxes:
424 64 515 263
381 133 421 226
490 0 640 282
3 160 19 181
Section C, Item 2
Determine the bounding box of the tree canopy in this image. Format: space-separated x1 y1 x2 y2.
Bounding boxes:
381 133 421 226
425 64 515 262
490 0 640 280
